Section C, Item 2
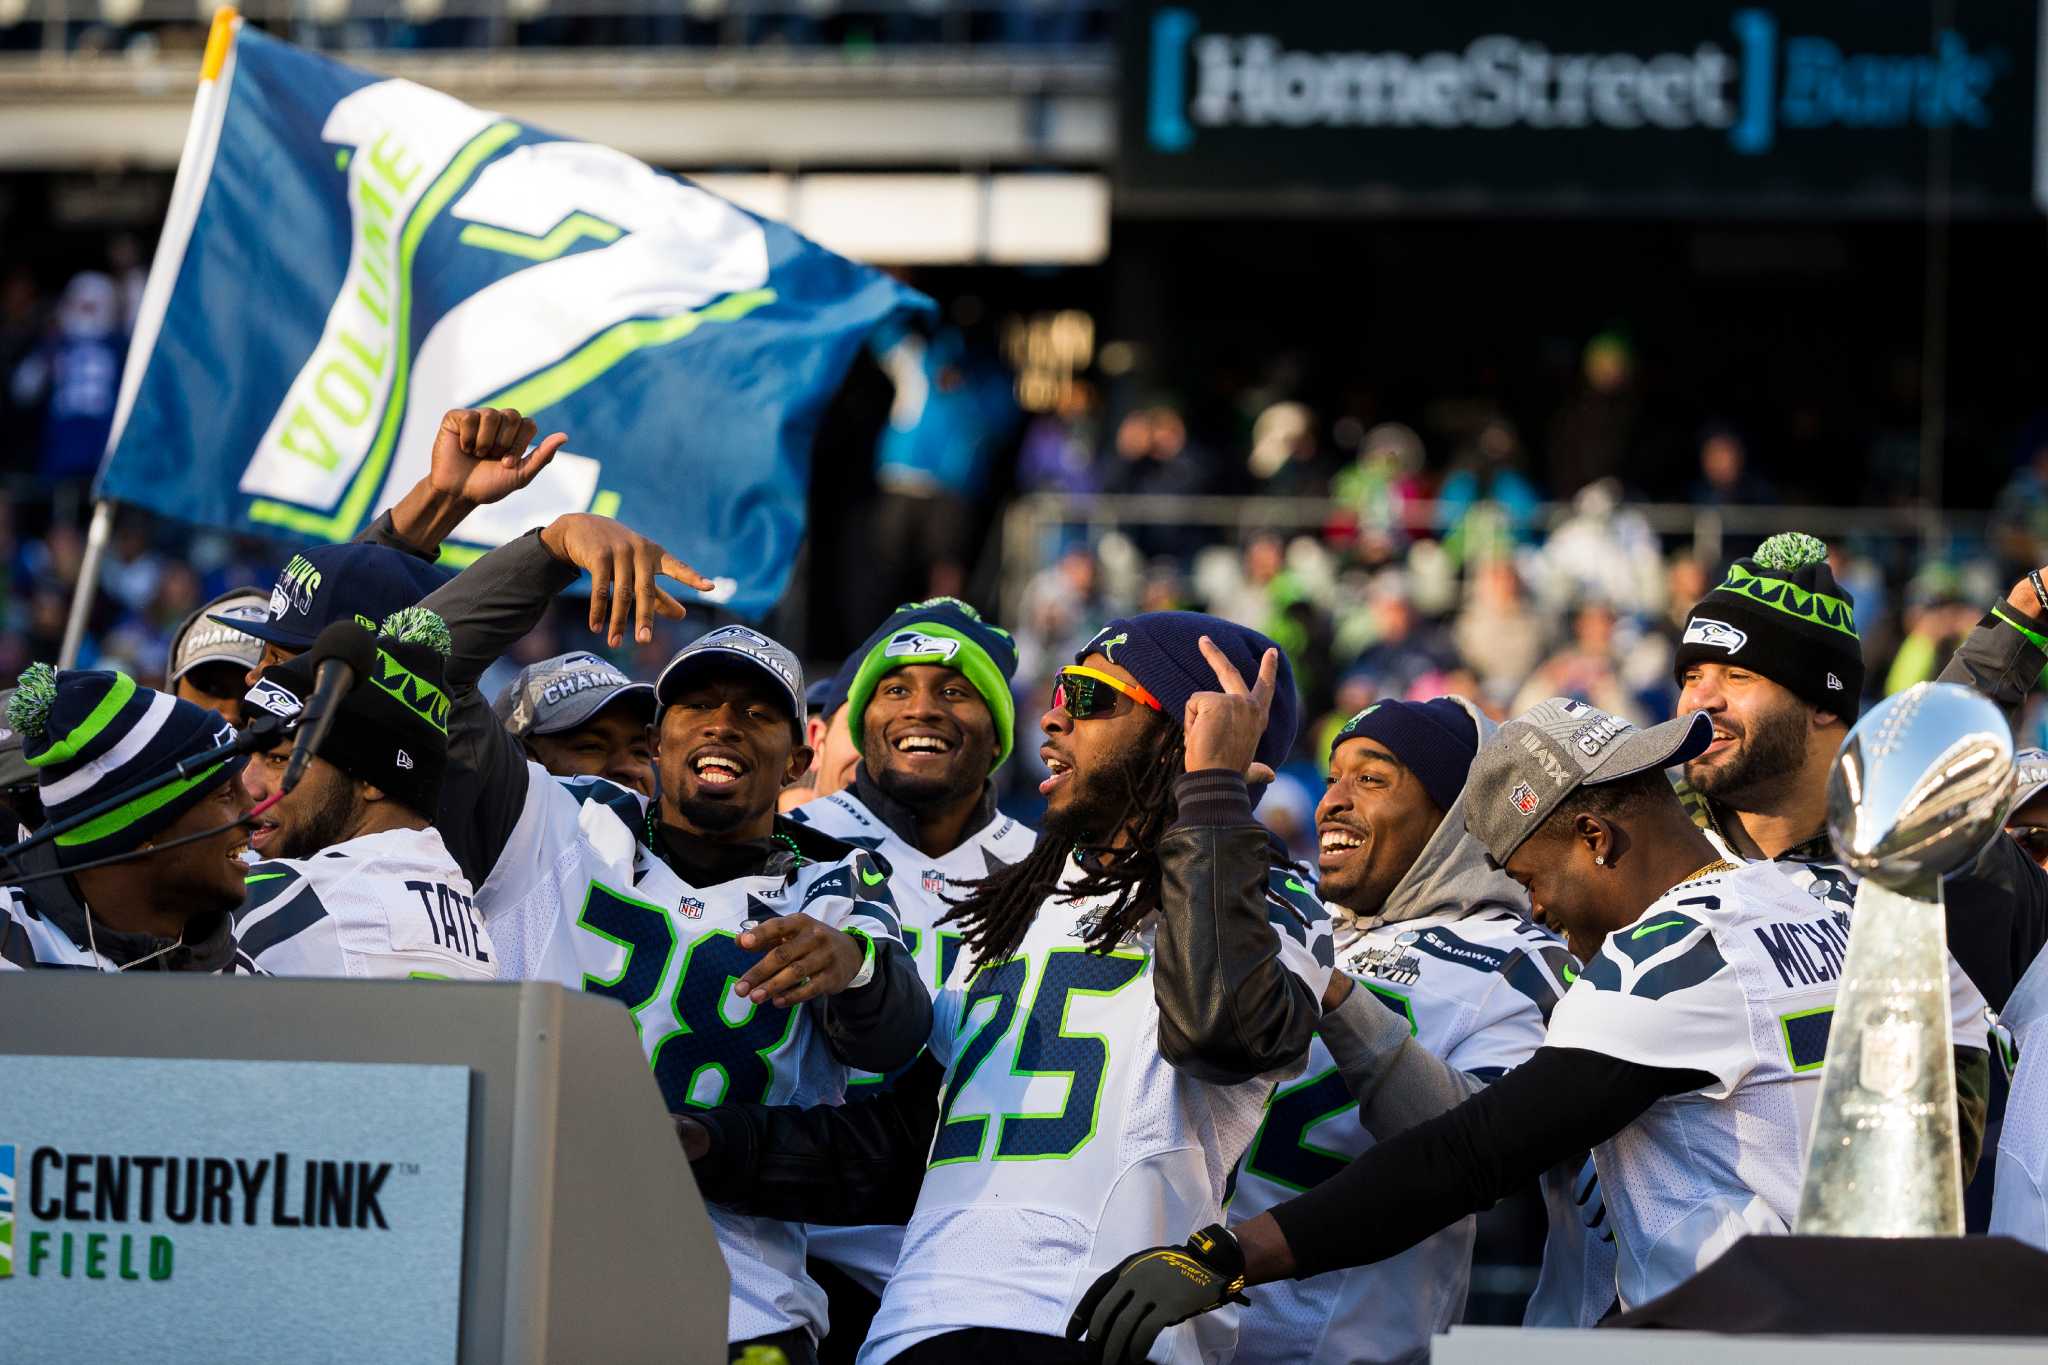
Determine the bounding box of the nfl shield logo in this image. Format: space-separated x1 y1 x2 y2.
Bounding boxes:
922 870 946 895
679 897 706 920
1511 783 1538 816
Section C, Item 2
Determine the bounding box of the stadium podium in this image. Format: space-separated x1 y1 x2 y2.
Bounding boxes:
0 975 727 1363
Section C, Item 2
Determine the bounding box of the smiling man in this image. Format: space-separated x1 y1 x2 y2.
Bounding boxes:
788 598 1037 1323
406 506 933 1365
1224 697 1609 1364
232 608 496 982
1071 698 1864 1363
493 650 658 798
678 611 1333 1365
0 666 254 973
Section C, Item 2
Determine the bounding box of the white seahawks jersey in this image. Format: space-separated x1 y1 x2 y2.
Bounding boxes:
474 763 905 1345
861 856 1334 1365
1990 946 2048 1249
1544 859 1850 1310
234 827 494 981
1228 909 1592 1364
790 787 1039 1294
1700 832 1991 1054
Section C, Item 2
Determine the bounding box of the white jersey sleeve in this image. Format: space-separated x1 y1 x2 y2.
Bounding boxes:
1545 896 1755 1098
792 845 908 949
1265 866 1337 1015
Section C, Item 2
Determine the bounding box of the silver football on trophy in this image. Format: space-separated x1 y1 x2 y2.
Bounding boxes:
1827 682 2014 891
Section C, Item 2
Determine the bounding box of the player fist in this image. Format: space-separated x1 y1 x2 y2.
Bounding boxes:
1067 1224 1250 1365
1182 637 1281 785
428 406 567 505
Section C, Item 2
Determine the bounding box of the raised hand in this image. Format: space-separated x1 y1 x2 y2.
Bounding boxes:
734 913 867 1009
539 513 716 648
1182 636 1281 785
429 406 568 506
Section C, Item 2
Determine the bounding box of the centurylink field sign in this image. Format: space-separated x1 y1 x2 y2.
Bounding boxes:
0 1055 469 1362
1116 0 2042 215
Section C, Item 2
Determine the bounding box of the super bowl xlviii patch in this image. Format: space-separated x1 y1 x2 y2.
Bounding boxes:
1510 782 1538 815
1345 940 1421 987
885 629 961 662
1682 617 1749 653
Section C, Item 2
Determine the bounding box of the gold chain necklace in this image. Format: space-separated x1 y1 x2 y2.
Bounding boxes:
1681 858 1740 884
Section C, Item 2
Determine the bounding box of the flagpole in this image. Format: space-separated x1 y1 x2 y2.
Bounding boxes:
62 7 242 670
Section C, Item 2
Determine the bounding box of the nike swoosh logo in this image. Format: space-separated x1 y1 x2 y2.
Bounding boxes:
245 872 287 884
1631 919 1687 940
1284 877 1310 896
860 868 885 886
1562 962 1578 984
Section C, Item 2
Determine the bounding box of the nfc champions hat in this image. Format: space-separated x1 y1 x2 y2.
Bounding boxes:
655 625 805 726
2009 748 2048 823
1465 697 1714 864
494 651 656 739
171 587 268 683
221 543 447 652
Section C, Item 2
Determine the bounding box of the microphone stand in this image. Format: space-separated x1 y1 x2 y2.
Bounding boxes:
0 715 288 878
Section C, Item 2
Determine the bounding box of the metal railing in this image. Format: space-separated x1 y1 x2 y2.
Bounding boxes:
997 492 1994 625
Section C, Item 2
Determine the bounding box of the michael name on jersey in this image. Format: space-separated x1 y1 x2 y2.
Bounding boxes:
1753 908 1850 990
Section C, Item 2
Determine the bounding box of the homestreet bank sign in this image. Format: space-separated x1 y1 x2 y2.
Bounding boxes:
0 1055 469 1362
1117 1 2041 213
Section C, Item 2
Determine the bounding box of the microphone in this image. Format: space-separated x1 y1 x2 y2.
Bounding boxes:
281 619 378 794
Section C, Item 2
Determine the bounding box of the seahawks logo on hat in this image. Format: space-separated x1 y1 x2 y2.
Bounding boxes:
884 629 960 662
243 677 303 720
1682 618 1749 653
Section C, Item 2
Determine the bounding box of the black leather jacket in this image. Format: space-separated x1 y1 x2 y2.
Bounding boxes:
686 768 1322 1224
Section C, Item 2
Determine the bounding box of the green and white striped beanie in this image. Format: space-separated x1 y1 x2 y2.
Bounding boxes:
7 664 247 866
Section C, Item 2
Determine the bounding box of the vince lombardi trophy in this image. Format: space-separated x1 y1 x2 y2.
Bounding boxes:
1796 681 2013 1235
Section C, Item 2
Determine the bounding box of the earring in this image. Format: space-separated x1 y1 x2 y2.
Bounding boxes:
1595 855 1605 866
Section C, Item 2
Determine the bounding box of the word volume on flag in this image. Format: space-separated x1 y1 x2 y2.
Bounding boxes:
101 16 929 616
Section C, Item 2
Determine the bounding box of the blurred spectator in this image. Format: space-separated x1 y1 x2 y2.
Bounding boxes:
102 518 166 616
1883 562 1995 696
1993 424 2048 581
1346 571 1452 698
1435 417 1543 567
1016 377 1102 496
1689 425 1776 507
0 268 43 449
1017 539 1107 681
1511 599 1647 724
1545 330 1640 498
1452 559 1550 703
1101 398 1216 559
1532 479 1666 617
10 272 126 520
1246 401 1330 497
1328 421 1427 560
869 318 1020 610
108 234 148 334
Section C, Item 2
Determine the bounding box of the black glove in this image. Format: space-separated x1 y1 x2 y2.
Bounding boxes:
1066 1224 1250 1365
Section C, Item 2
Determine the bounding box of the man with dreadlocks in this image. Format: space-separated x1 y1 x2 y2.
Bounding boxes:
679 611 1334 1365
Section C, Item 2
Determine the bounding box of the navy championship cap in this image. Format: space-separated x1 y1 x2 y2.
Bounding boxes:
221 543 447 653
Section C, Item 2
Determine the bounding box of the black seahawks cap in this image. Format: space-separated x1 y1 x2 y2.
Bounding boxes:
656 625 805 725
220 543 447 652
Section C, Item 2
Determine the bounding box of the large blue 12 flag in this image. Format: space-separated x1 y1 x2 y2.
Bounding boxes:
101 18 928 616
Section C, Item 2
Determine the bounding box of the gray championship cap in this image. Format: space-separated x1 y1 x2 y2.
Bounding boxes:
493 651 656 739
655 625 805 725
2010 748 2048 823
1465 697 1714 864
170 587 269 683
